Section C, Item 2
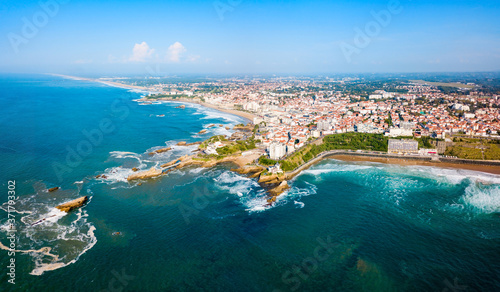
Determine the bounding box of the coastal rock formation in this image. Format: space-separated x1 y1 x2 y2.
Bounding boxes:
175 105 186 109
225 127 230 130
161 155 191 168
258 174 282 184
132 167 139 172
249 171 264 178
233 124 253 131
219 124 223 127
127 167 162 181
185 141 202 146
198 129 207 134
233 166 265 175
177 141 187 146
149 147 172 156
268 181 289 196
207 124 215 128
48 187 59 192
55 196 88 212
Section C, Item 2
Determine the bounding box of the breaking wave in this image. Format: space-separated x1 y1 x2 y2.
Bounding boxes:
461 184 500 214
213 171 317 213
0 184 96 276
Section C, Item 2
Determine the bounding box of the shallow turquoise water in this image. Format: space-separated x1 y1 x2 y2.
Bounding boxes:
0 75 499 291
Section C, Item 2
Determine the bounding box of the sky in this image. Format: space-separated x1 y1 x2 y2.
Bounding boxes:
0 0 499 75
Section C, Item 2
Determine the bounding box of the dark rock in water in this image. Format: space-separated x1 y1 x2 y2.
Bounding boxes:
55 196 88 212
132 167 139 172
96 174 101 178
101 175 108 179
149 147 172 155
48 187 59 192
177 141 187 146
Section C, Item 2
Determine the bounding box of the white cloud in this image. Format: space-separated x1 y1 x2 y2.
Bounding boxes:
166 42 186 62
129 42 155 62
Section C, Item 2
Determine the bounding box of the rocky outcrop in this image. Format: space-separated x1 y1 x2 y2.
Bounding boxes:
132 167 139 172
185 141 202 146
258 174 282 184
249 171 264 178
149 147 172 156
177 141 187 146
198 129 207 134
207 124 215 128
55 196 88 212
175 105 186 109
233 166 265 175
48 187 59 192
268 181 289 196
160 155 191 168
219 124 223 127
233 124 253 131
127 167 162 181
225 127 230 130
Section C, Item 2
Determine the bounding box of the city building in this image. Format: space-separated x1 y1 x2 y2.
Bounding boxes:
268 142 287 160
388 139 419 154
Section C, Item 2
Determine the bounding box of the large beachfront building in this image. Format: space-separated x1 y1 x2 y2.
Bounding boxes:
268 142 287 160
388 139 419 154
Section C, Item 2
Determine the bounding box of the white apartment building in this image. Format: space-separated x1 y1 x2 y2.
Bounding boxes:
268 142 287 160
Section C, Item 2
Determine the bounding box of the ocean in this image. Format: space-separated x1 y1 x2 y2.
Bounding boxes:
0 74 499 291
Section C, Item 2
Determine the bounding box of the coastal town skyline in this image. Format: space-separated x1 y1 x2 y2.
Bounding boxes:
1 0 500 74
2 0 500 291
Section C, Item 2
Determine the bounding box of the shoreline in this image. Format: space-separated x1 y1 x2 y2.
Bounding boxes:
332 155 500 175
50 74 257 123
49 74 500 181
151 97 257 123
284 151 500 180
50 73 150 91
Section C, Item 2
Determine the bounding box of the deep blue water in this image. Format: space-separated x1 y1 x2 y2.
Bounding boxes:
0 74 499 291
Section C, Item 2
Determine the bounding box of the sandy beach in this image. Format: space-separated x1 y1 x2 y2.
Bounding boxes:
327 154 500 175
51 74 149 91
51 74 257 123
198 101 257 122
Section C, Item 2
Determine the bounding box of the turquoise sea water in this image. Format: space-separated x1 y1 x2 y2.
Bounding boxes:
0 74 499 291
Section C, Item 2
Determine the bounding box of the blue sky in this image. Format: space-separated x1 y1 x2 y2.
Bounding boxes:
1 0 499 74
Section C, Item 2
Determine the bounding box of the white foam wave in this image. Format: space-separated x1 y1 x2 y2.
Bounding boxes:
185 103 246 124
29 208 67 226
214 171 260 196
461 184 500 214
405 166 500 185
109 151 141 160
294 201 305 208
213 171 318 213
100 166 136 183
302 164 372 176
1 192 97 276
189 168 205 174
